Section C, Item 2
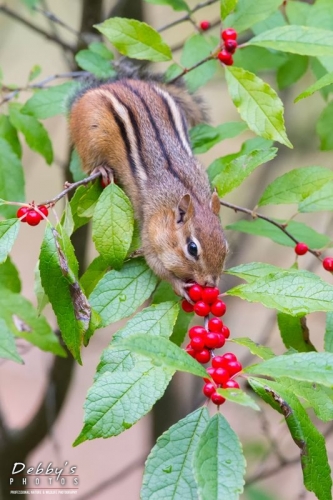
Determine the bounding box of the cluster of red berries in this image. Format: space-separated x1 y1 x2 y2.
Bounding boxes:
294 242 333 272
16 205 48 226
218 28 238 66
182 284 242 406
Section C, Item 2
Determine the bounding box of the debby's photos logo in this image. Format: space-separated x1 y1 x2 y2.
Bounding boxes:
9 461 79 495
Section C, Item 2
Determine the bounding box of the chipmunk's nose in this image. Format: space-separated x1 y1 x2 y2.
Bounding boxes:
204 276 219 288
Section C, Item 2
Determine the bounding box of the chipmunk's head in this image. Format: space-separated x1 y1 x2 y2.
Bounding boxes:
144 192 228 297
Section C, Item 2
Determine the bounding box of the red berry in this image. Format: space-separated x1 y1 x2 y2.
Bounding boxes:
186 345 196 358
224 39 238 53
196 348 211 364
191 335 206 351
226 360 242 376
38 205 49 217
201 287 219 304
206 366 215 378
217 50 233 66
194 300 210 317
212 355 224 368
212 367 230 385
215 334 226 349
323 257 333 272
208 317 223 332
26 210 41 226
204 332 221 349
210 300 227 317
203 382 215 397
188 284 203 302
221 28 237 40
295 242 308 256
17 206 29 222
221 325 230 339
181 300 194 313
189 325 206 339
223 379 240 389
222 352 237 363
211 392 225 406
200 20 211 31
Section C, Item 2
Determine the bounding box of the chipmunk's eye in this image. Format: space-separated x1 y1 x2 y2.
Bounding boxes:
187 241 198 257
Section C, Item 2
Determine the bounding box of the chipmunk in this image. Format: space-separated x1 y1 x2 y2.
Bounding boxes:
69 66 227 299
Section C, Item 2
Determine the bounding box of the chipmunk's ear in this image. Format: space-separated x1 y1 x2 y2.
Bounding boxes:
210 191 220 216
176 194 194 224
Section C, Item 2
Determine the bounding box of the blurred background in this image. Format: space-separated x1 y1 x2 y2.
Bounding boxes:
0 0 332 499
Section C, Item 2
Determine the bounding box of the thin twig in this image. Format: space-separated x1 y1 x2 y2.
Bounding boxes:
39 171 101 207
168 53 217 84
33 5 85 40
220 199 322 258
158 0 219 32
0 4 75 53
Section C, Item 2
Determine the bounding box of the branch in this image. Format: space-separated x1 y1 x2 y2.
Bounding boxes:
0 3 75 53
39 171 101 207
220 199 322 258
158 0 219 33
33 5 85 41
168 53 217 84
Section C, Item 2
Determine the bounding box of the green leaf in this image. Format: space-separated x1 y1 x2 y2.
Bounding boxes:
190 122 247 154
69 149 86 182
252 10 286 35
144 0 190 11
118 334 208 378
39 225 91 363
80 256 110 297
224 0 284 34
248 378 332 500
0 288 65 356
74 358 173 444
92 183 134 269
22 82 79 119
0 219 20 264
226 218 331 249
34 261 49 314
208 137 274 181
141 408 209 500
0 257 21 293
295 71 333 103
193 413 246 500
69 185 94 231
0 138 25 218
217 388 260 410
259 166 333 206
152 281 192 346
212 148 277 197
226 262 289 282
233 46 286 73
181 35 218 92
299 181 333 213
0 318 23 363
250 25 333 57
221 0 238 20
277 54 308 90
28 64 42 82
277 377 333 422
76 181 102 218
97 301 179 376
310 59 333 100
225 66 292 148
230 337 275 360
0 114 22 157
9 104 53 164
75 50 116 79
285 1 311 26
245 352 333 388
277 313 316 353
324 312 333 353
88 42 114 59
227 266 333 315
89 258 158 327
95 18 172 62
316 101 333 151
114 301 179 342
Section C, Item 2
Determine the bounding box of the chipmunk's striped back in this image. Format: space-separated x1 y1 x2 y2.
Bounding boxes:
70 77 227 296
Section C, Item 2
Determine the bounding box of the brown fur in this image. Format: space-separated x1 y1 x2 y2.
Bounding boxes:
69 78 227 297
